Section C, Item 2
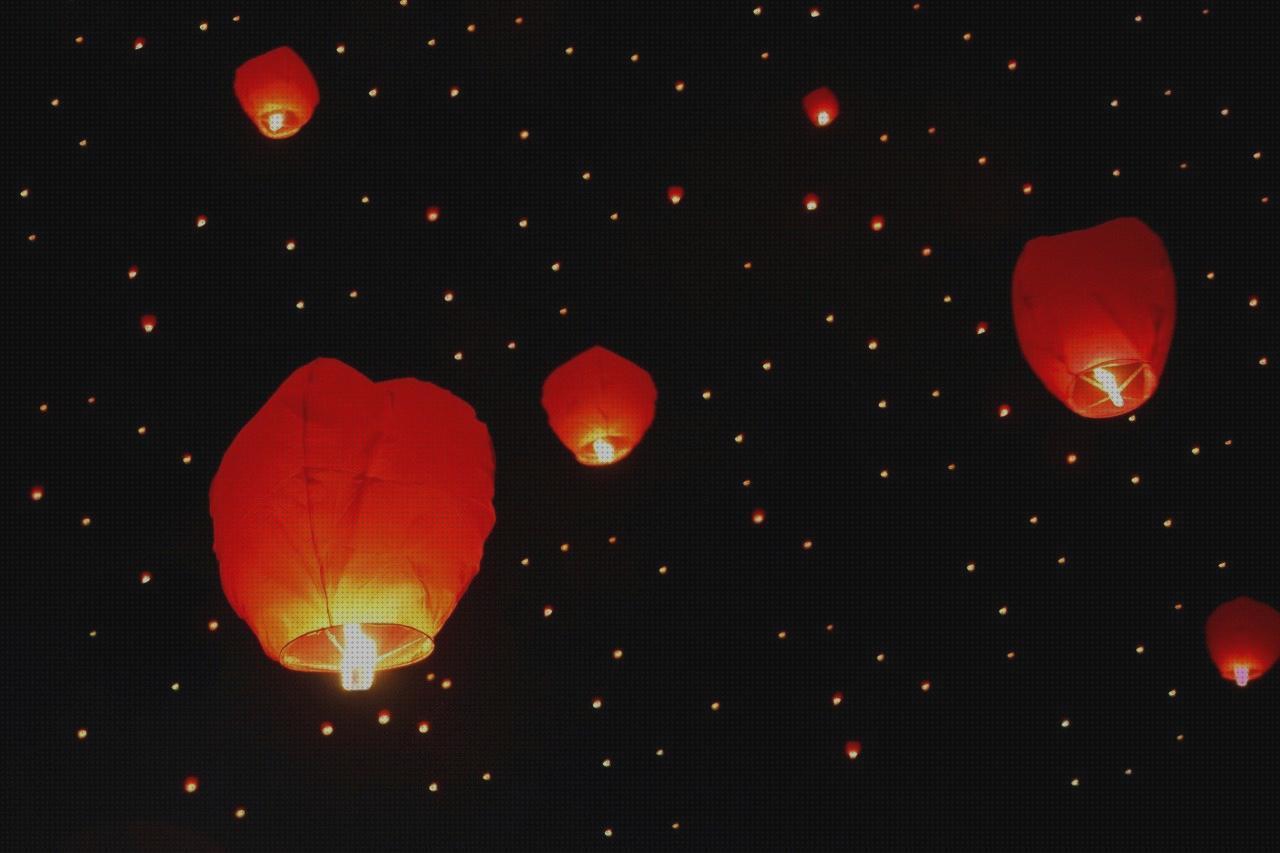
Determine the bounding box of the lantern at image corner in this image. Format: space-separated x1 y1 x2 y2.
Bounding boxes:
803 86 840 127
209 358 495 690
1011 217 1175 418
541 346 657 466
1206 597 1280 687
234 46 319 140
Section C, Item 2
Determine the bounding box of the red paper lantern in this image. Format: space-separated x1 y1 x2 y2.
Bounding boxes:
234 46 319 140
666 185 684 205
541 346 657 466
1206 597 1280 687
803 86 840 127
1011 218 1175 418
803 193 820 211
210 358 495 690
140 314 157 333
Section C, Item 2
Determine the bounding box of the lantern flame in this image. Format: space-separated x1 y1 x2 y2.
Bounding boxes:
338 623 377 691
1092 366 1126 408
1234 664 1250 687
816 110 830 126
266 111 286 133
593 438 616 464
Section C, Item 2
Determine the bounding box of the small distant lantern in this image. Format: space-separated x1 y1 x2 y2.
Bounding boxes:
541 346 657 466
803 86 840 127
803 193 820 211
140 314 157 333
666 185 684 205
1012 218 1175 418
234 46 320 140
1206 597 1280 687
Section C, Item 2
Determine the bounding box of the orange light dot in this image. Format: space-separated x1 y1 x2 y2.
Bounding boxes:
195 215 207 228
543 605 554 618
207 620 219 631
998 404 1011 418
139 571 152 584
183 776 199 794
831 691 844 706
1021 182 1034 195
977 155 988 166
867 338 879 350
30 486 44 502
440 678 452 690
674 80 685 92
1066 453 1078 464
133 37 146 50
667 185 684 205
127 265 139 279
321 722 334 736
418 721 430 733
803 540 813 550
140 314 157 333
804 193 820 211
425 207 440 223
920 680 931 692
285 239 296 251
869 214 885 232
1007 59 1018 71
751 508 766 524
377 710 391 724
592 697 603 709
335 43 346 54
920 245 932 257
975 321 988 335
612 648 623 659
845 740 861 759
449 86 460 98
234 808 246 819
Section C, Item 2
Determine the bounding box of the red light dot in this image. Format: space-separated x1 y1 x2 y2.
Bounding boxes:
831 691 844 706
1021 183 1034 195
321 722 334 736
30 486 44 502
140 314 157 333
1007 59 1018 71
425 206 441 223
183 776 199 794
998 404 1011 418
666 185 684 205
134 37 146 50
845 740 861 760
803 193 820 211
869 214 885 232
377 710 391 725
127 265 139 279
975 321 988 335
751 508 766 524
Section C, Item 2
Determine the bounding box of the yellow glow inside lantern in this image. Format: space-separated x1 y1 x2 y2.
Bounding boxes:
337 623 377 691
593 438 617 464
256 107 301 139
1234 663 1251 687
1091 366 1126 408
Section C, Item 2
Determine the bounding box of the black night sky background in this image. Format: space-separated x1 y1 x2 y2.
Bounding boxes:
9 2 1280 850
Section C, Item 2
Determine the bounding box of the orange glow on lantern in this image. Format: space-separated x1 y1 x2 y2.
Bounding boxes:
1012 218 1176 418
541 346 657 466
803 86 840 127
210 359 496 691
140 314 157 333
804 193 820 211
1206 597 1280 687
234 46 320 140
667 185 684 205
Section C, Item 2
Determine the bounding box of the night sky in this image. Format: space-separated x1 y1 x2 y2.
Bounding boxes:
12 2 1280 850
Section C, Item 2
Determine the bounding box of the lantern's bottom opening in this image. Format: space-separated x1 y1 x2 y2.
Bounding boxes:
1068 360 1155 417
279 623 434 675
576 436 632 466
256 109 304 139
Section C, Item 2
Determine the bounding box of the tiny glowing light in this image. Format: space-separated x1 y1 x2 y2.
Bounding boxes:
128 265 139 279
140 314 157 333
609 212 619 221
592 697 603 709
1163 518 1173 528
564 46 574 55
140 571 152 584
804 193 820 211
321 722 334 736
998 606 1009 616
441 678 452 689
1112 169 1122 177
825 313 835 323
977 154 989 166
377 709 391 725
751 508 766 525
831 691 843 706
1060 718 1070 728
630 53 639 62
1248 295 1259 307
1029 515 1039 525
963 32 972 41
743 261 753 269
518 129 530 140
1021 182 1034 195
134 37 146 50
867 338 879 350
518 218 528 228
507 340 516 349
612 648 623 660
30 486 44 502
761 360 773 371
560 542 570 552
809 6 821 16
845 740 861 759
418 721 430 733
1136 645 1145 654
759 52 769 61
427 38 437 47
875 653 885 662
466 23 477 33
1071 778 1080 787
284 239 296 251
171 682 181 691
601 758 612 767
674 80 685 92
1110 99 1119 108
425 206 440 223
428 781 439 792
966 562 976 573
550 261 561 272
701 389 712 400
920 681 931 692
734 433 745 444
1130 475 1141 485
777 631 787 640
77 728 88 740
1007 59 1018 70
975 321 988 335
603 829 613 838
931 388 941 397
710 701 721 711
753 5 763 14
295 300 305 310
196 214 208 228
998 404 1011 418
453 351 463 361
803 540 813 550
879 469 889 479
667 185 684 205
335 43 346 54
543 605 554 618
449 86 460 98
921 245 933 257
879 133 889 143
869 214 885 232
51 98 60 107
207 620 219 631
235 808 246 819
184 777 199 793
658 564 669 575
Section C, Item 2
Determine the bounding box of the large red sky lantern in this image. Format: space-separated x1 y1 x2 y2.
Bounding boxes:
1206 597 1280 687
234 46 319 140
210 358 495 690
1011 217 1176 418
541 346 657 466
803 86 840 127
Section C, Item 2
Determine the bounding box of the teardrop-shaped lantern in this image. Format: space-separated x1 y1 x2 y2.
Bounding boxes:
541 346 657 466
210 359 495 690
234 46 320 140
1206 597 1280 687
1012 217 1175 418
803 86 840 127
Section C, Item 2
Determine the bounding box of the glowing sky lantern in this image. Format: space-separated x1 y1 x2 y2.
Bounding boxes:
667 185 684 205
234 46 320 140
803 193 820 211
803 86 840 127
1205 597 1280 687
541 346 657 466
1011 218 1175 418
210 358 495 690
